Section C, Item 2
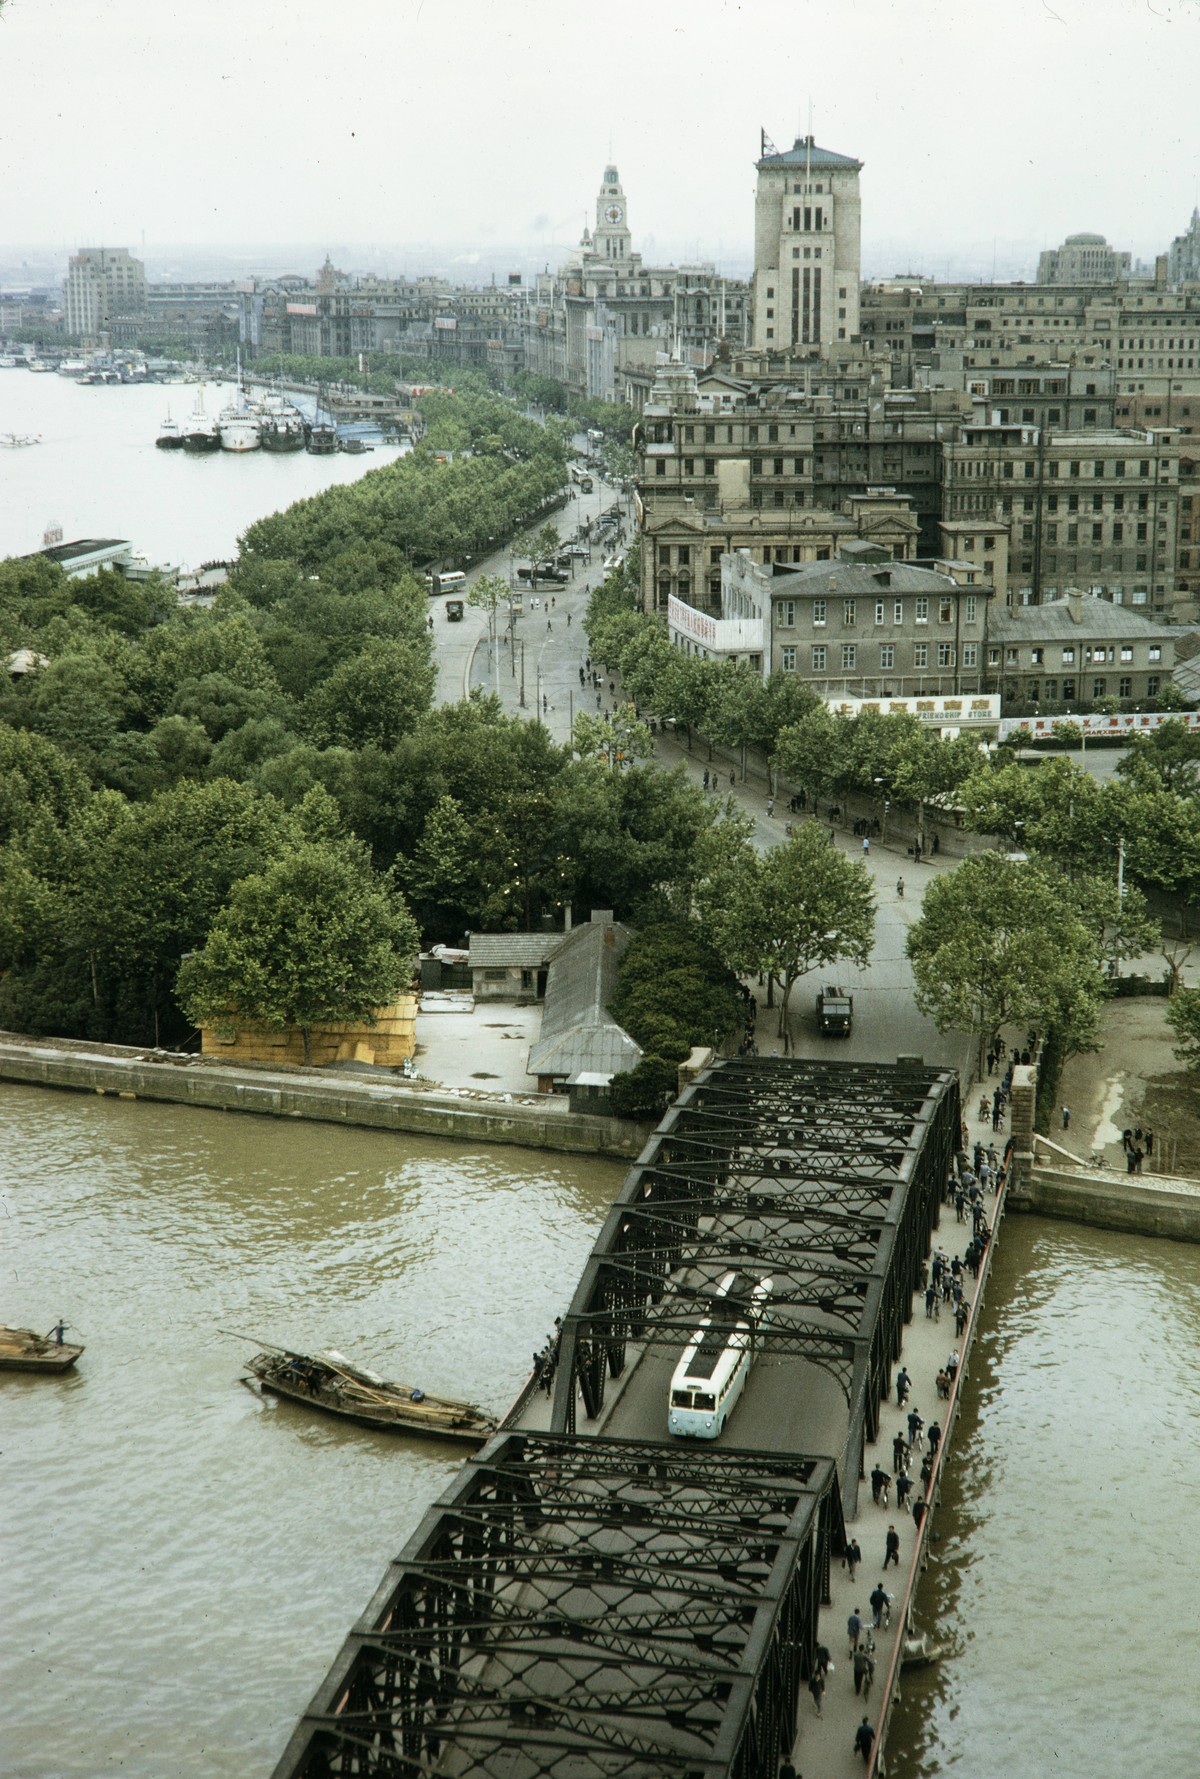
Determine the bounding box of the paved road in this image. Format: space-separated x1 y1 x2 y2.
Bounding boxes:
428 467 972 1086
431 475 629 714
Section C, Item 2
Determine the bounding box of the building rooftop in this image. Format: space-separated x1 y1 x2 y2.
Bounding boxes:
526 917 641 1081
989 595 1176 642
755 559 959 596
467 932 564 970
758 135 862 172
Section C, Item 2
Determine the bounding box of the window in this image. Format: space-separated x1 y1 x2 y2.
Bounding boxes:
939 598 953 623
913 643 929 669
781 600 796 627
1006 647 1020 665
1120 646 1133 663
781 646 796 672
812 599 827 625
965 595 978 622
1093 523 1103 542
875 600 885 625
1149 645 1162 662
1062 679 1077 699
1045 679 1058 700
843 599 857 626
655 460 666 477
1113 522 1124 543
1031 647 1044 665
894 600 904 624
1092 678 1107 699
880 643 895 669
988 647 1001 666
963 643 978 668
1119 676 1132 698
915 597 929 623
677 546 690 565
1062 646 1076 664
938 643 955 668
1148 675 1160 696
842 644 857 671
812 644 827 671
1114 460 1125 477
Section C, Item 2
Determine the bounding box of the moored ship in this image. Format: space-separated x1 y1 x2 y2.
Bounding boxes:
181 388 221 453
258 393 306 453
156 408 183 449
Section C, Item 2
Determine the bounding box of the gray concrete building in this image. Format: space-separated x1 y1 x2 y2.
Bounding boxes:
1167 209 1200 289
1037 232 1132 285
752 133 861 353
667 550 989 701
63 248 146 343
940 423 1185 616
985 590 1175 712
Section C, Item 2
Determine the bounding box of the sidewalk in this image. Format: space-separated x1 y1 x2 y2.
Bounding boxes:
790 1116 1003 1776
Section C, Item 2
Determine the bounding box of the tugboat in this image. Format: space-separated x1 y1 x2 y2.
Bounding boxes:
182 387 221 453
156 407 183 449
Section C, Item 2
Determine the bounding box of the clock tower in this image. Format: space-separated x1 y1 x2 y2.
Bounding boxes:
593 165 631 262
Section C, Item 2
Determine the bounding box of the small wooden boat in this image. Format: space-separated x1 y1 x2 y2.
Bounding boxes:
240 1341 497 1445
0 1324 84 1372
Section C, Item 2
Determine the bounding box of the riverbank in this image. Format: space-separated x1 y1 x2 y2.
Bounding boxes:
0 1031 646 1159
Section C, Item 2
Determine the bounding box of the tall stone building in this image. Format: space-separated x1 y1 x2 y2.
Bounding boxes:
1037 233 1131 285
752 132 861 353
63 247 147 342
1168 209 1200 288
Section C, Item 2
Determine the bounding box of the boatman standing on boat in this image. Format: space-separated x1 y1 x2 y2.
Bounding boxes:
47 1319 68 1345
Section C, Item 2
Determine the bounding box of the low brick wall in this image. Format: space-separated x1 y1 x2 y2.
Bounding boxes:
200 994 418 1069
0 1033 645 1160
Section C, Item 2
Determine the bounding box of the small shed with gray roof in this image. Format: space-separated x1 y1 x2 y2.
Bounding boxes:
526 913 642 1092
467 931 564 1002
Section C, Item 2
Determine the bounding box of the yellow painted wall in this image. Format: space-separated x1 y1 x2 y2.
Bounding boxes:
200 994 418 1069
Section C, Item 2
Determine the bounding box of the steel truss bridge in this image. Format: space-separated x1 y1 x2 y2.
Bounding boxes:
555 1057 959 1507
273 1433 842 1779
273 1059 960 1779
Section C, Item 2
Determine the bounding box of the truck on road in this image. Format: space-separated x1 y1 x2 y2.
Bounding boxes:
445 598 464 621
816 985 854 1037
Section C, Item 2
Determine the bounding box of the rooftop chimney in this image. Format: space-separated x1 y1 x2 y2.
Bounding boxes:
1065 587 1083 624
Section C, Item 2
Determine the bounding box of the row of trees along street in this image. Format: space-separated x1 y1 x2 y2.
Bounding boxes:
2 345 1196 1119
585 567 1200 1118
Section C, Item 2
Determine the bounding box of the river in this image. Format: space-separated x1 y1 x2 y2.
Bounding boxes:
0 370 404 568
890 1214 1200 1778
0 1085 622 1779
5 1086 1196 1779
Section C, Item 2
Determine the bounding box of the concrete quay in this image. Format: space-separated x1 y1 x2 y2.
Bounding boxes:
0 1031 646 1159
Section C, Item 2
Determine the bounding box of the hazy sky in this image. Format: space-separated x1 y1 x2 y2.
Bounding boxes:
1 0 1197 278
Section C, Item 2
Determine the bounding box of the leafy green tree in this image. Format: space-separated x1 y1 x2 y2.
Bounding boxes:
1166 987 1200 1068
0 723 90 844
1116 721 1200 794
610 922 742 1058
571 708 653 769
176 840 419 1065
906 852 1110 1072
697 825 875 1038
302 638 435 751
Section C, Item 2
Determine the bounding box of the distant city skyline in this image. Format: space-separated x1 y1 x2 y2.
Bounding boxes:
0 0 1196 281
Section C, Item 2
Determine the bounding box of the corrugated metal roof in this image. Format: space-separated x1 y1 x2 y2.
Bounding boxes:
467 932 564 969
527 919 642 1079
768 561 957 596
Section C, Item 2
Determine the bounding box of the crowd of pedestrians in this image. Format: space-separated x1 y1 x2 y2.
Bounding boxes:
778 1111 1009 1776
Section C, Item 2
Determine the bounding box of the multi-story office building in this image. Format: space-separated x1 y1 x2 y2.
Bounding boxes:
1037 233 1132 285
985 591 1175 711
752 133 861 353
1166 209 1200 288
633 360 965 610
940 424 1184 615
667 548 988 700
63 248 146 342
